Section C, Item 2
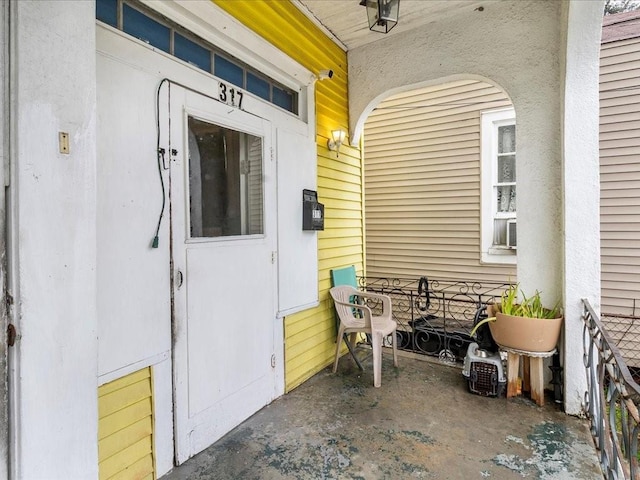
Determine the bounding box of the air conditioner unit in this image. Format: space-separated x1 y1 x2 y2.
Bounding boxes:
506 219 517 248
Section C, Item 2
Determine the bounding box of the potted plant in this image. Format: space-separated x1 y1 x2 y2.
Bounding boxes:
471 284 563 352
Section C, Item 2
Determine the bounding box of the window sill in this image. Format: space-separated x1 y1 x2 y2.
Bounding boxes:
481 247 516 265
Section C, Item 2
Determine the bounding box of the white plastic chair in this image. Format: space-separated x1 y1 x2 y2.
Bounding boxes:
329 285 398 387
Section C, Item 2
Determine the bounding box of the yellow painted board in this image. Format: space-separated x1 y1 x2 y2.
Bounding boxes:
287 357 335 392
287 347 335 375
99 369 151 397
99 398 153 440
99 437 152 480
104 454 154 480
319 162 362 179
286 330 335 359
319 176 363 193
318 165 362 183
212 1 346 72
323 224 362 240
288 349 335 376
321 209 362 220
99 378 152 418
286 317 333 341
319 246 363 261
99 416 153 462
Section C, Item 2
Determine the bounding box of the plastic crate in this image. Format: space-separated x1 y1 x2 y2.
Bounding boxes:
462 342 506 397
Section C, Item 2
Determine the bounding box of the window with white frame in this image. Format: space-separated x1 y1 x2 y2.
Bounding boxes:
481 108 516 264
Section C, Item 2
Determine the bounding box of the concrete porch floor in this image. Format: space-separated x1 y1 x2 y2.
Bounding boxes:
162 352 602 479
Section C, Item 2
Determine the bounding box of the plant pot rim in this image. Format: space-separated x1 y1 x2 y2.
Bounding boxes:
488 311 563 352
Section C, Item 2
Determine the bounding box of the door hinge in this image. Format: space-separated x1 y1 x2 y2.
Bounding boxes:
271 354 276 368
271 251 277 264
5 292 13 314
270 147 274 162
7 324 16 347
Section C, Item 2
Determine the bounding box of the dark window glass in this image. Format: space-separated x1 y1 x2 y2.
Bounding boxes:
273 86 295 112
123 4 170 53
214 55 244 87
247 73 270 101
175 33 211 73
188 117 263 238
96 0 118 28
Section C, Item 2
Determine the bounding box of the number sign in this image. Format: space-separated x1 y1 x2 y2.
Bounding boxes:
218 81 244 110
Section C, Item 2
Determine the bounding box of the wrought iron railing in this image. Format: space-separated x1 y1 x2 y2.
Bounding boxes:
359 276 512 362
601 313 640 383
583 299 640 479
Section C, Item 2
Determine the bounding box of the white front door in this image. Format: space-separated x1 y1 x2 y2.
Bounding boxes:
170 88 277 463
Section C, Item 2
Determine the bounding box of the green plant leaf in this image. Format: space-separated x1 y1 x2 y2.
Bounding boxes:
469 317 496 337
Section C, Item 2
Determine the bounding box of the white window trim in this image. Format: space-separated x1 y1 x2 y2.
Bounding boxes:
481 108 516 265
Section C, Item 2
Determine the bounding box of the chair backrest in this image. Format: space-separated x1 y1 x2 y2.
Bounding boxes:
329 285 368 329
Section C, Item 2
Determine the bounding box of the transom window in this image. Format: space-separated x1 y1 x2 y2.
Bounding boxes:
481 108 517 264
96 0 298 114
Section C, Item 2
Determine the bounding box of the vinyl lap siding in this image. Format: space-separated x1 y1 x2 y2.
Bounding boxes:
98 368 155 480
600 36 640 315
213 1 362 391
364 80 515 281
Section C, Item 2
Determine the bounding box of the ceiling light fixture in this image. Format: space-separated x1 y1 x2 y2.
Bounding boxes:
359 0 400 34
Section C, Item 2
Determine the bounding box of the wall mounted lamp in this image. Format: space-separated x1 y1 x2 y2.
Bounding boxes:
327 129 347 156
359 0 400 34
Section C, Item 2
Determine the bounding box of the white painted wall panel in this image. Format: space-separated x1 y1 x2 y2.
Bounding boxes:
276 128 318 316
97 51 172 377
11 2 98 478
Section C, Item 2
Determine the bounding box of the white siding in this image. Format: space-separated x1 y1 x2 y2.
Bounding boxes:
364 80 516 282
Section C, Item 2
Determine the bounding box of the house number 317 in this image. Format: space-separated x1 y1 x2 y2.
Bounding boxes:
218 81 244 109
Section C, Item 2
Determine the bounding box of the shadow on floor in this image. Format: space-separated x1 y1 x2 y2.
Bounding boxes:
162 353 602 479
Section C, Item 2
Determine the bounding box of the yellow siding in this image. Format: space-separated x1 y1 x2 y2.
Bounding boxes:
98 368 155 480
600 36 640 316
213 1 363 391
364 80 516 281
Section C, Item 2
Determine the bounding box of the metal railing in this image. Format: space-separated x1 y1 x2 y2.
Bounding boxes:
360 276 512 362
601 313 640 380
583 299 640 479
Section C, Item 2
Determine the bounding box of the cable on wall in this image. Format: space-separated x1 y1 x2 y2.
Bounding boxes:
153 78 170 248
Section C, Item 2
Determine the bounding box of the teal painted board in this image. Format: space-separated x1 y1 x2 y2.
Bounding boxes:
329 266 364 370
330 265 357 288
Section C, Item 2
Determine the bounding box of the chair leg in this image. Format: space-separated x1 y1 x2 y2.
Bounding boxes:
372 332 382 388
392 330 398 367
333 325 346 373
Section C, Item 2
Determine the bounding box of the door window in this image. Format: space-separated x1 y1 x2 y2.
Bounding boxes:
188 117 264 238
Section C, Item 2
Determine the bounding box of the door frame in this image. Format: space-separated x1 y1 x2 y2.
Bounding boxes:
1 1 12 478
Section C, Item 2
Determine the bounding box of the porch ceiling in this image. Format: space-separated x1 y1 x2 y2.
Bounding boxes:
295 0 492 50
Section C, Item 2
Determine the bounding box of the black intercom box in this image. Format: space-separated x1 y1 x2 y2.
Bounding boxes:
302 189 324 231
